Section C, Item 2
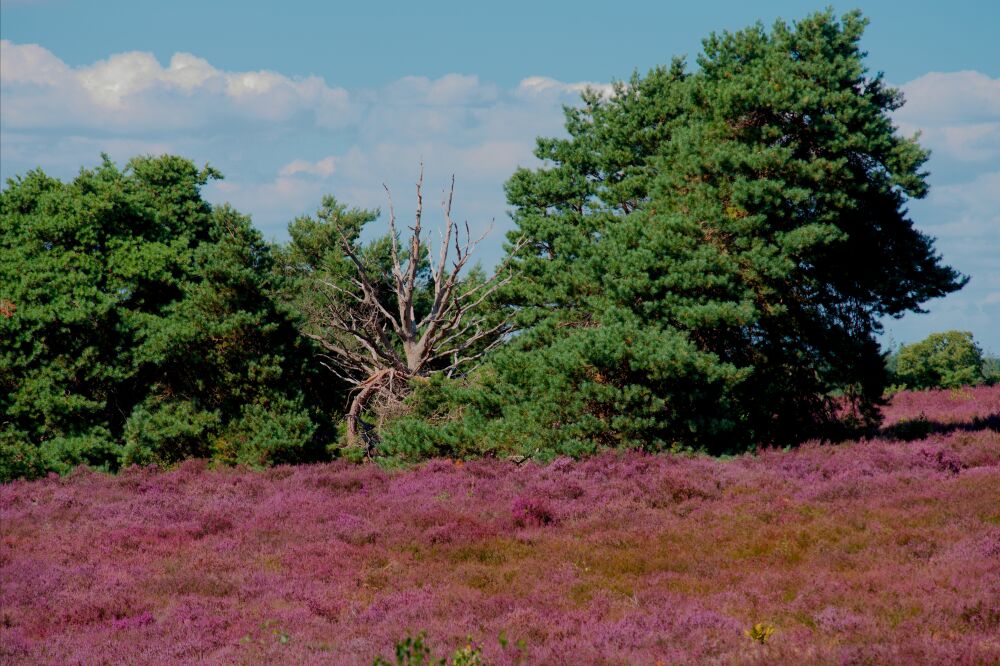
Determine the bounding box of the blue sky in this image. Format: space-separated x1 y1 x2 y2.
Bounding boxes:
2 0 998 352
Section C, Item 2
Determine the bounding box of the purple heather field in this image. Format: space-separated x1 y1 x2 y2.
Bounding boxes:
2 387 999 665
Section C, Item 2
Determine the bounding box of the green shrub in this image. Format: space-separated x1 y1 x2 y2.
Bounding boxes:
372 632 485 666
217 397 318 467
121 401 220 466
381 319 746 461
983 355 1000 385
37 428 121 473
0 428 50 482
893 331 987 390
373 632 440 666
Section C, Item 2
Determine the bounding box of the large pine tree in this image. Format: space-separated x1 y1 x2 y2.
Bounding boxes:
386 10 966 458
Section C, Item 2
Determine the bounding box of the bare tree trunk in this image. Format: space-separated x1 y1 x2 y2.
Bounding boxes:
345 369 407 457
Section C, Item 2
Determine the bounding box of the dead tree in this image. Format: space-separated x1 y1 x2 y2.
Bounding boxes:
304 166 519 454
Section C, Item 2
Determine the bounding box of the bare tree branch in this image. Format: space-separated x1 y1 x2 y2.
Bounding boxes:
301 167 517 452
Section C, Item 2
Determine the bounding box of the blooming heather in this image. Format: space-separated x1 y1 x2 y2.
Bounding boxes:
2 387 999 664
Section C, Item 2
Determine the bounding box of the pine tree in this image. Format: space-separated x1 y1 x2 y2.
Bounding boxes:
384 10 966 458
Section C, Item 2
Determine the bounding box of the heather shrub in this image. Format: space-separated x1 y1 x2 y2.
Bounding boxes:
2 388 999 664
814 606 870 633
960 600 1000 631
511 495 556 527
919 446 964 475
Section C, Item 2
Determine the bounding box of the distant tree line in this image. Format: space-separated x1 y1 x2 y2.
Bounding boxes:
1 10 975 480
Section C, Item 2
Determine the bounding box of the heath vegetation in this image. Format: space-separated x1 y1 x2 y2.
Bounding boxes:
1 387 998 663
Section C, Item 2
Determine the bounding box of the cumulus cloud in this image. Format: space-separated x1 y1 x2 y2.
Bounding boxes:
382 74 499 106
0 41 612 243
516 75 615 99
898 71 1000 124
279 157 338 178
0 40 597 157
0 41 71 85
895 70 1000 163
0 40 356 131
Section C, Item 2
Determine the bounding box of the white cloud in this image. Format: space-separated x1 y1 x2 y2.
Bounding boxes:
383 74 499 106
77 51 164 106
279 156 337 178
0 40 356 130
0 41 71 85
163 53 218 92
516 75 614 99
895 71 1000 163
0 40 609 146
898 71 1000 124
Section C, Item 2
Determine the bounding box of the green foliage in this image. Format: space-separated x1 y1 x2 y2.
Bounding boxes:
276 194 437 346
382 316 744 460
0 155 337 481
218 396 318 467
449 642 485 666
121 400 220 466
373 632 440 666
983 355 1000 385
0 428 50 480
372 632 485 666
0 9 977 475
892 331 987 389
275 195 387 329
745 622 776 644
393 9 964 456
